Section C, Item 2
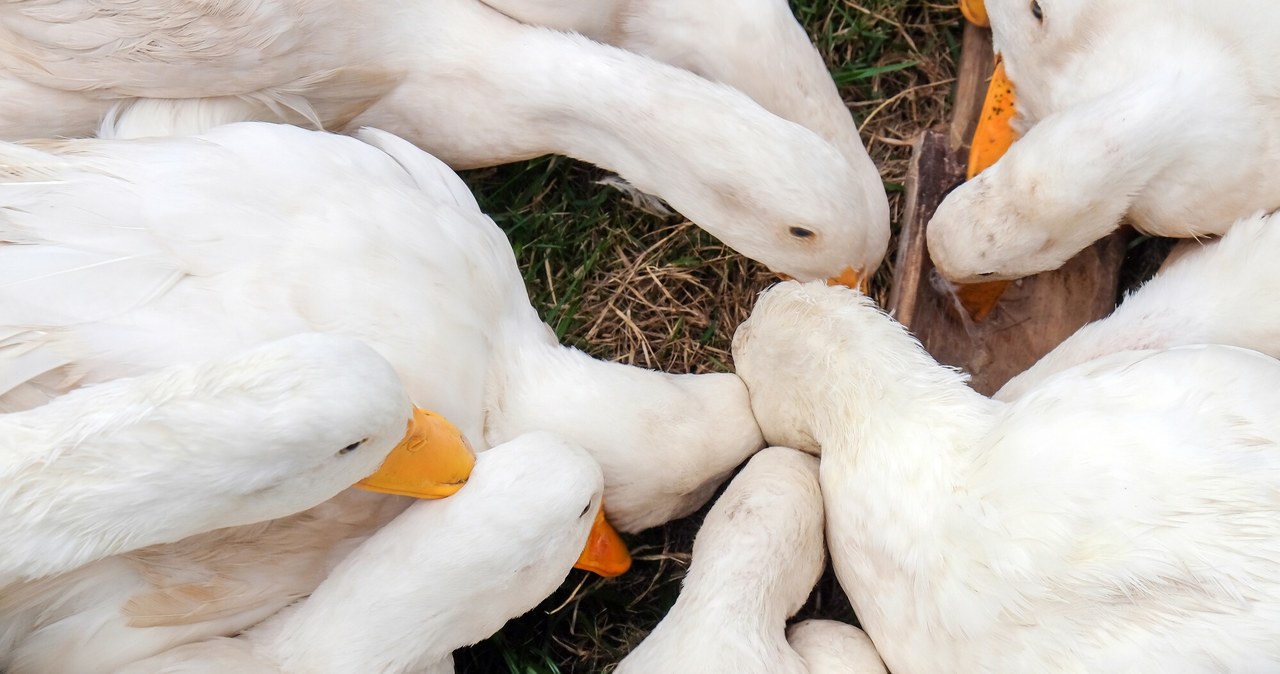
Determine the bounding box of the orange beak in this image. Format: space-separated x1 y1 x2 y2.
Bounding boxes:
826 266 869 293
355 407 476 499
967 59 1018 181
953 279 1011 322
572 503 632 578
956 59 1019 321
777 267 869 294
959 0 989 26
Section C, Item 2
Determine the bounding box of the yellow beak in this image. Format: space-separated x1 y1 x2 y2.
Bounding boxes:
959 0 989 26
355 407 476 499
572 503 632 578
957 60 1019 321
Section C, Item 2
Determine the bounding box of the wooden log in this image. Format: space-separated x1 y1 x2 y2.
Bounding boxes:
948 22 995 152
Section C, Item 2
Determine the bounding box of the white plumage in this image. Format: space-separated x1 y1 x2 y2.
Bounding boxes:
0 333 412 587
928 0 1280 282
0 0 888 282
0 123 762 673
734 281 1280 673
999 210 1280 400
617 446 886 674
116 433 605 674
471 0 884 215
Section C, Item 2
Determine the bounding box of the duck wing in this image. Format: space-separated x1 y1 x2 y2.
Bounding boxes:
0 0 400 133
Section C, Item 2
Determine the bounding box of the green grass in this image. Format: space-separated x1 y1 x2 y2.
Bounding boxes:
450 2 964 671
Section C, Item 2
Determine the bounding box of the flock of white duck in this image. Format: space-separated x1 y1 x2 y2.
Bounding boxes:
1 0 1279 671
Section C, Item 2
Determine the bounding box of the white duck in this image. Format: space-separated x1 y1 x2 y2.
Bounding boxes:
0 123 749 672
733 281 1280 673
469 0 884 212
927 0 1280 283
998 210 1280 400
0 0 888 285
0 333 473 587
114 432 607 674
0 123 763 531
616 446 886 674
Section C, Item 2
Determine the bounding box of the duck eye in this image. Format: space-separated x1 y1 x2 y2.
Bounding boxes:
338 439 366 455
1030 0 1043 21
789 227 815 239
579 502 592 518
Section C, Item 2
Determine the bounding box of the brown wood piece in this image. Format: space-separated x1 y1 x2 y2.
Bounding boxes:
948 22 996 152
887 130 964 318
889 128 1127 396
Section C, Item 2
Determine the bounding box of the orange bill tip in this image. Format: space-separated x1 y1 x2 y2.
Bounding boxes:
955 279 1012 322
826 266 868 293
776 268 869 294
573 504 632 578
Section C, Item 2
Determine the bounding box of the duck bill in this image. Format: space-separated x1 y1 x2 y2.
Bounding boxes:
573 505 632 577
954 279 1012 322
776 267 868 294
826 266 868 293
355 407 476 499
959 0 989 26
958 59 1019 321
967 59 1017 181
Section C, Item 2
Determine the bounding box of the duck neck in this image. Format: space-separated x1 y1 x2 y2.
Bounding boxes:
618 0 883 180
481 328 762 531
807 322 1000 585
623 564 800 673
363 0 810 240
257 503 517 674
673 556 797 638
483 333 677 444
1006 61 1257 252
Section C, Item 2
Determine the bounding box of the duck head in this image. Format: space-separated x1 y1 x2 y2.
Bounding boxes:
259 433 622 674
731 283 870 453
929 0 1271 283
660 119 890 288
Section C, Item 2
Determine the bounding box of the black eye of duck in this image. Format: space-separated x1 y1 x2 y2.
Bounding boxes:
789 227 815 239
1031 0 1043 21
338 440 365 455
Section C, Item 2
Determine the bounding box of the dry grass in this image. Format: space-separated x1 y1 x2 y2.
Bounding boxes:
452 2 963 671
